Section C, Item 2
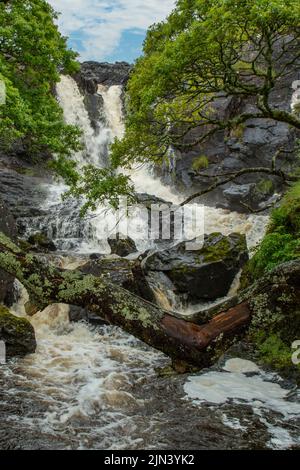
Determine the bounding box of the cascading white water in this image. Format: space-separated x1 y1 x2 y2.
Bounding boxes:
98 84 125 139
56 76 111 167
4 73 299 451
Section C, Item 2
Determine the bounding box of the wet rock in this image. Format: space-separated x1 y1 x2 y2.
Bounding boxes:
68 257 156 324
27 232 57 253
80 257 155 302
68 305 109 326
75 61 132 93
0 169 48 222
136 193 173 210
0 305 36 358
222 184 256 212
160 67 300 212
135 193 177 247
144 233 248 302
0 199 17 305
108 233 137 257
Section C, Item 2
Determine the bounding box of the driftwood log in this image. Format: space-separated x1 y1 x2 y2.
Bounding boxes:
0 232 299 368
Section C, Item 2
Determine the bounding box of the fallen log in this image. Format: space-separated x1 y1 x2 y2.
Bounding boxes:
0 231 299 368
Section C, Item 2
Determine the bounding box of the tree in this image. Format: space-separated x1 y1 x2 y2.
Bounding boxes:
0 0 81 184
0 230 299 370
78 0 300 210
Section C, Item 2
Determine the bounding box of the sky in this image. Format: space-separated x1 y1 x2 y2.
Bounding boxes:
48 1 176 64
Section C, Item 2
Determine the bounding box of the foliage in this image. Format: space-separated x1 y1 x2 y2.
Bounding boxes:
253 332 298 371
110 0 300 172
65 166 136 216
255 178 274 196
246 182 300 280
0 0 81 181
192 155 209 171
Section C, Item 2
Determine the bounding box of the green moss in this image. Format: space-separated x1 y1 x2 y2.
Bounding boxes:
0 305 32 334
0 232 21 254
192 155 209 172
230 123 245 140
255 179 274 196
252 332 300 377
201 235 231 262
244 182 300 284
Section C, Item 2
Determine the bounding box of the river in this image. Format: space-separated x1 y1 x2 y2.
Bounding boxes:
0 76 299 450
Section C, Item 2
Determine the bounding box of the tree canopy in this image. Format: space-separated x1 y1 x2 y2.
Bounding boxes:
0 0 81 183
110 0 300 171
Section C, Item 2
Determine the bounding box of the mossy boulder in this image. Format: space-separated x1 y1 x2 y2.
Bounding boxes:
0 305 36 358
108 232 137 257
144 232 248 302
27 232 56 252
69 257 156 323
241 182 300 290
245 260 300 383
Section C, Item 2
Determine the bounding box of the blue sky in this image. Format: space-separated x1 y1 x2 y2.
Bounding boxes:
48 1 175 63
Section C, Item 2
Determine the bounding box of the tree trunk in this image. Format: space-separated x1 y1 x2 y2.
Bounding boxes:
1 232 299 368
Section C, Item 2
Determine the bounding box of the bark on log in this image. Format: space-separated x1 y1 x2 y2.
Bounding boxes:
1 232 299 368
0 232 252 367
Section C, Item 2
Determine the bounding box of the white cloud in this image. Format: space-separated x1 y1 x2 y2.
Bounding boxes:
48 0 176 61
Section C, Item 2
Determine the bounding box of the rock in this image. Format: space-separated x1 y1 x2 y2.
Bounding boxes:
69 256 156 323
136 193 173 210
27 232 57 252
222 184 256 212
75 61 132 93
68 305 109 325
160 66 300 212
135 193 177 247
144 233 249 302
108 233 137 257
0 305 36 358
0 169 48 221
74 62 131 129
80 257 155 301
0 199 17 305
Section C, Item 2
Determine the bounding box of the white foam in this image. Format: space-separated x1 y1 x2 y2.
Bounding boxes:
223 358 260 373
184 358 300 449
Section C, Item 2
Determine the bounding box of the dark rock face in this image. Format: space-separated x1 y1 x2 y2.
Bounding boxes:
73 61 131 133
0 199 17 305
144 233 249 302
27 232 57 253
80 257 155 302
75 61 132 93
0 306 36 358
108 233 137 257
160 71 300 212
0 169 47 220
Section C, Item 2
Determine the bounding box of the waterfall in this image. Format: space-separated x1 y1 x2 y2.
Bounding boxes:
4 74 298 452
56 75 111 167
98 84 125 139
19 74 268 255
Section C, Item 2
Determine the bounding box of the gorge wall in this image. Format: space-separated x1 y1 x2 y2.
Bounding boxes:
75 61 300 213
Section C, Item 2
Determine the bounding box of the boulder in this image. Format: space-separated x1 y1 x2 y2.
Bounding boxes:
69 257 156 323
0 199 17 305
144 232 249 302
80 257 155 301
0 305 36 358
108 233 137 257
27 232 57 252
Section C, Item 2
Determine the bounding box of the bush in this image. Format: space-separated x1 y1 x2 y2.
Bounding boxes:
246 182 300 281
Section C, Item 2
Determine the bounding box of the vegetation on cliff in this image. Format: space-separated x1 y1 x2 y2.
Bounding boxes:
242 182 300 286
69 0 300 210
0 0 81 183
